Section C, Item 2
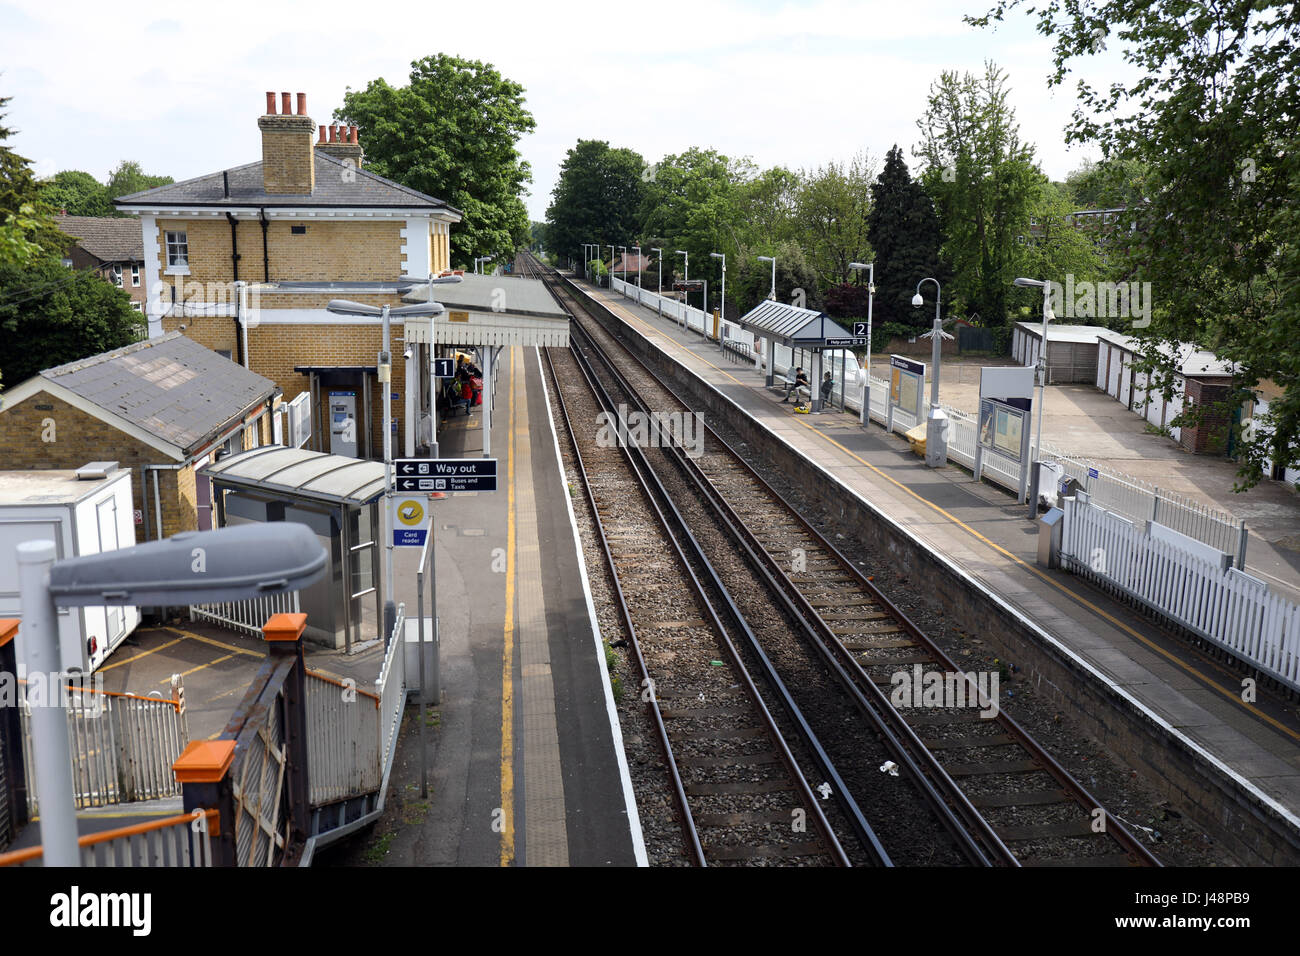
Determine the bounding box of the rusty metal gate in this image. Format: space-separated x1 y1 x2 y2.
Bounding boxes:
231 687 291 866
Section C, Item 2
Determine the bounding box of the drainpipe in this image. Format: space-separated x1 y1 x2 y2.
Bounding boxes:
259 207 270 282
236 280 250 369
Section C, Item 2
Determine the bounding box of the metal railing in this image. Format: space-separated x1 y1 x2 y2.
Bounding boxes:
377 603 406 770
20 677 187 815
305 671 381 804
190 591 301 638
0 808 217 867
1061 497 1299 692
229 677 290 867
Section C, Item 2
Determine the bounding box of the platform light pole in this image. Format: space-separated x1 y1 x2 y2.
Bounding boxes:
758 255 776 299
633 245 642 288
849 262 875 425
710 251 726 349
675 250 689 322
651 247 663 296
1015 276 1054 517
329 297 445 640
606 245 614 287
911 278 949 468
618 245 627 286
17 523 327 866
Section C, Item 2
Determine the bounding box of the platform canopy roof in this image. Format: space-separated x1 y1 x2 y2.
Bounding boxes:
205 446 386 507
400 273 569 348
734 300 861 350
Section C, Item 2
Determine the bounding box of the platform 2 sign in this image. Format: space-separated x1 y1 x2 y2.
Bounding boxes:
395 457 498 493
853 322 869 336
391 496 429 548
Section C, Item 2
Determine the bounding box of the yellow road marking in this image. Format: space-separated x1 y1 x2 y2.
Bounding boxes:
500 346 517 867
96 637 183 672
162 627 263 658
165 654 234 682
594 284 1300 743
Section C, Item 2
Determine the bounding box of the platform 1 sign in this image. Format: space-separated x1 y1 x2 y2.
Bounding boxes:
391 496 429 548
395 457 498 493
433 358 455 378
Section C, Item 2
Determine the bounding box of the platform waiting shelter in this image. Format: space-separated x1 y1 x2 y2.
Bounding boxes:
203 446 386 651
734 300 864 412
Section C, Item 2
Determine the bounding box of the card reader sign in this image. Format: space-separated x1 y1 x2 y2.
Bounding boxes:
395 458 498 493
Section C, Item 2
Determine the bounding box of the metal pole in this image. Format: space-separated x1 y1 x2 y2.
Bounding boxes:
862 263 874 425
1027 283 1050 517
17 540 80 866
416 560 427 798
381 304 395 641
771 257 776 300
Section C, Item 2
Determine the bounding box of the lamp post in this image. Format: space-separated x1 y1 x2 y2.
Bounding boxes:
1015 276 1054 516
606 245 614 288
675 250 689 324
849 262 874 425
710 251 726 348
618 245 627 287
474 256 492 275
757 255 776 299
18 522 328 865
633 245 642 288
651 247 663 296
911 278 948 468
329 297 445 638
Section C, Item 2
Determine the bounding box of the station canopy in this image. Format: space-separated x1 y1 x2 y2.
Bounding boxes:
204 446 387 506
400 273 569 349
735 300 861 350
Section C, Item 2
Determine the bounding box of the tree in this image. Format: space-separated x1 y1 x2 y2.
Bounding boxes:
545 140 646 265
968 1 1300 486
1020 178 1107 314
793 152 877 288
1064 157 1149 210
729 240 819 314
914 62 1041 324
0 258 143 388
337 55 535 265
42 170 114 217
867 145 948 327
105 161 173 202
1 93 69 267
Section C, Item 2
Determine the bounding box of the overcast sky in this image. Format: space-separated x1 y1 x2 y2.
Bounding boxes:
1 0 1135 222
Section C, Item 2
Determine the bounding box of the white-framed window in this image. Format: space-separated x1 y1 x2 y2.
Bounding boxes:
165 231 189 273
111 264 123 287
130 302 143 312
131 265 140 287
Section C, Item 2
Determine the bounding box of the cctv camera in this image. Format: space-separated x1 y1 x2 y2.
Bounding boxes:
403 349 413 360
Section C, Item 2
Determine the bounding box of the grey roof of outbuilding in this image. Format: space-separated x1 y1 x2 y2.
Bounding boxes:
399 273 568 319
38 332 278 455
56 215 144 262
204 445 387 506
113 152 463 215
734 300 854 347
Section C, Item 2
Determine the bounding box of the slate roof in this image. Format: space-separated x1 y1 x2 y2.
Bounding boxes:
113 152 462 215
38 332 278 455
56 215 144 263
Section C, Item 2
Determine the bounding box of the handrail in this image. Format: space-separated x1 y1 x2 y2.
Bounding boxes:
16 678 183 712
304 668 380 706
0 809 218 866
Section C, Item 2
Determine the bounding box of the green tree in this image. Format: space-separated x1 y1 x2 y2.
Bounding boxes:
1019 178 1107 314
729 240 819 314
968 0 1300 486
867 145 948 327
914 62 1041 324
105 161 173 202
1064 157 1149 210
1 94 70 266
793 152 876 288
0 258 143 388
337 54 536 265
42 170 114 217
545 139 646 265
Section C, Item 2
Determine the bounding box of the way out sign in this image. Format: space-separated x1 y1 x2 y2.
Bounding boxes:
395 458 498 493
391 496 429 547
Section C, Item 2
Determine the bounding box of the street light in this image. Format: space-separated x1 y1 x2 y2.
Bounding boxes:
633 245 642 288
912 278 949 468
474 256 492 275
19 522 328 865
710 252 726 348
757 255 776 299
849 262 875 425
329 297 445 638
675 250 689 322
1015 276 1054 515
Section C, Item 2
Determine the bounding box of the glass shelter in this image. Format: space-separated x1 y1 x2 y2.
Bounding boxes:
204 446 386 651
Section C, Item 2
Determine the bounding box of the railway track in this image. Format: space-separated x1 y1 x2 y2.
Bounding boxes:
521 248 1161 868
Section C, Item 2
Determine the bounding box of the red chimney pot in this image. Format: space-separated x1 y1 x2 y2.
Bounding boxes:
280 92 292 115
265 92 277 115
318 125 327 143
349 125 358 144
296 92 307 116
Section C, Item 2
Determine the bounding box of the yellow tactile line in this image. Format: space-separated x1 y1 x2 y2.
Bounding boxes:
96 637 183 672
586 284 1300 743
500 345 518 866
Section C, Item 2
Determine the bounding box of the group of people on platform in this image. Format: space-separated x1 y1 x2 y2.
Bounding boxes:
440 354 483 420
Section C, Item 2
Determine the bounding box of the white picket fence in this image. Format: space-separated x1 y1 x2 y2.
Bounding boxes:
1061 497 1299 692
606 274 1250 564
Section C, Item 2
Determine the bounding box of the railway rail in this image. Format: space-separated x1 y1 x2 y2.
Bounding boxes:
520 249 1160 867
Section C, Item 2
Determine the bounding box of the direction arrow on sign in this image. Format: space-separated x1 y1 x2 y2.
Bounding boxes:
394 458 498 493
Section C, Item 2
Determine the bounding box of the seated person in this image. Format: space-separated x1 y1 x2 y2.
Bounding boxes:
783 367 809 403
442 378 470 418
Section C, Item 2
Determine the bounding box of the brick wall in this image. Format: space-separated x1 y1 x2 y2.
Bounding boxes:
258 114 315 194
1180 379 1233 455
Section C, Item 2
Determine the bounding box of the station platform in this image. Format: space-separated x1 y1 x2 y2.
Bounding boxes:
319 344 644 867
573 276 1300 831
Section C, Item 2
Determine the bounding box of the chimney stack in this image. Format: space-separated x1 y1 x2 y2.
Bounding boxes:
258 91 315 195
315 116 364 170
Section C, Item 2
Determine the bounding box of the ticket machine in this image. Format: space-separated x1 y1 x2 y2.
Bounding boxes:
329 390 358 458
